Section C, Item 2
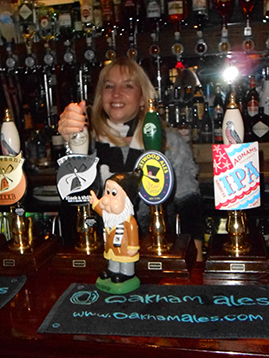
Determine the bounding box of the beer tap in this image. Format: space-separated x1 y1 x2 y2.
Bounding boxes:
239 0 256 52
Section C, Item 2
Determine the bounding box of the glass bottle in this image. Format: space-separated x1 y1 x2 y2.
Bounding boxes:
245 75 259 118
191 105 200 143
167 0 184 32
1 108 20 156
80 0 94 30
57 4 73 41
191 0 208 25
177 112 191 143
143 98 163 152
251 107 269 143
222 93 244 145
260 66 269 116
193 85 204 121
201 102 212 143
145 0 161 35
264 0 269 22
123 0 136 36
214 111 223 144
203 216 215 250
213 85 224 120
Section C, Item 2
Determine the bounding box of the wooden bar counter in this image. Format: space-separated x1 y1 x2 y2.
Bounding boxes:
1 258 269 358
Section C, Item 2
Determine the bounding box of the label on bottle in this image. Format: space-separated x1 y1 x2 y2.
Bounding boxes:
252 121 269 138
260 83 269 115
214 127 223 143
264 0 269 14
168 1 183 15
146 0 161 18
195 102 204 120
192 0 207 12
93 7 103 27
247 99 259 117
81 1 94 23
59 13 72 27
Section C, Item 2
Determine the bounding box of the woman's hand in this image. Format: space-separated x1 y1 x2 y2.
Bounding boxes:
58 101 87 142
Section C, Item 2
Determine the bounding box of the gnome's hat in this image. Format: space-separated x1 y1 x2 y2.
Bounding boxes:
107 167 143 205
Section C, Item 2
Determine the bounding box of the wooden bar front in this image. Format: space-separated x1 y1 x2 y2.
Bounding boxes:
1 257 269 358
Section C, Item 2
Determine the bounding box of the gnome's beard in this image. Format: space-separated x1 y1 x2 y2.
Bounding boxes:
102 197 134 229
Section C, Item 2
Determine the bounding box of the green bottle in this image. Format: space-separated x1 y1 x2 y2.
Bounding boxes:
142 99 163 152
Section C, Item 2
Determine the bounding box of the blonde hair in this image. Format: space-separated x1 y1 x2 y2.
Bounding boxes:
91 57 157 147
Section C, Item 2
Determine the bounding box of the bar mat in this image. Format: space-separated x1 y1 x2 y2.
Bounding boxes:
0 275 27 309
38 283 269 339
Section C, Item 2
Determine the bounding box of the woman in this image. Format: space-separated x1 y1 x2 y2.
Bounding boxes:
58 56 203 260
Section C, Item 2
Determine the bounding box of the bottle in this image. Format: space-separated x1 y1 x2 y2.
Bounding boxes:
260 66 269 116
1 108 20 156
80 0 94 30
93 0 103 33
123 0 137 35
245 75 259 118
167 0 184 31
239 0 256 18
264 0 269 22
143 98 163 152
191 105 200 143
251 107 269 143
177 112 191 143
258 217 269 247
191 0 208 25
145 0 161 34
57 4 73 41
193 85 204 121
222 93 244 145
113 0 123 32
51 125 65 162
215 0 233 20
213 85 224 120
214 111 223 144
200 102 212 143
203 216 215 251
72 1 83 38
101 0 115 34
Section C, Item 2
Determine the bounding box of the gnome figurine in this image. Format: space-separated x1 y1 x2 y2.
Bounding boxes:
90 167 143 294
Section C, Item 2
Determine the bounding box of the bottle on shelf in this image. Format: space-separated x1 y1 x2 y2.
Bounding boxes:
203 216 216 253
93 0 103 34
80 0 94 32
251 107 269 143
200 102 212 143
57 4 73 42
214 111 223 144
213 84 224 120
177 112 191 143
1 108 20 156
193 84 204 121
145 0 161 38
245 75 259 118
191 104 200 143
260 66 269 116
191 0 208 25
264 0 269 22
167 0 185 33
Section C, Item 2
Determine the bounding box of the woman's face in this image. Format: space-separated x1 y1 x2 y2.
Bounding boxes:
101 65 144 125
